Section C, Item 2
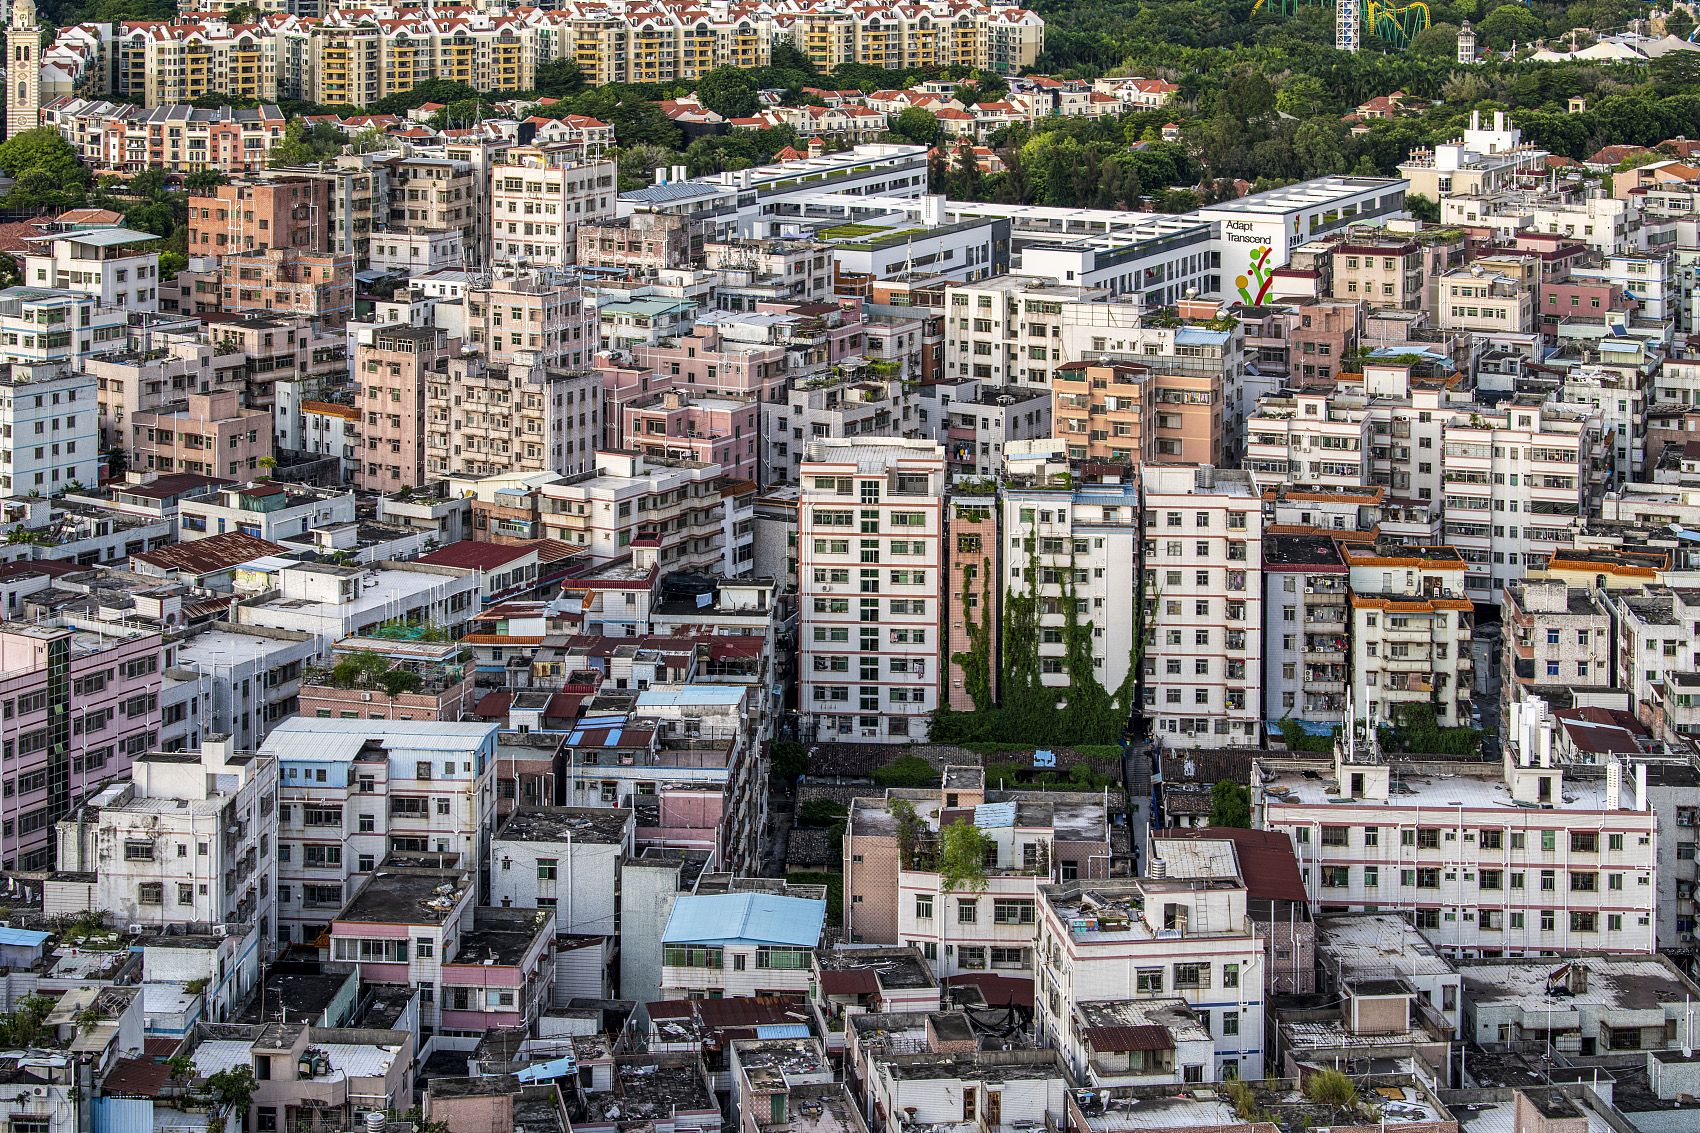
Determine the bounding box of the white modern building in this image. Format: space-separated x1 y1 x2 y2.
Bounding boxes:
797 438 944 743
489 150 617 268
489 806 633 935
23 228 163 313
258 717 499 949
1140 464 1263 746
0 362 98 494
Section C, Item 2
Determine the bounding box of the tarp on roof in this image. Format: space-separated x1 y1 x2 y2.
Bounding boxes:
515 1053 578 1082
0 926 50 946
755 1024 812 1039
973 802 1017 828
662 893 825 948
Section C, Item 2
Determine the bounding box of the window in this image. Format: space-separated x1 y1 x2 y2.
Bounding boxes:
916 895 933 919
1223 963 1239 988
1173 963 1210 989
138 883 163 905
124 840 154 861
662 946 723 968
958 899 978 924
1223 1011 1240 1036
538 859 558 880
1136 968 1164 993
993 900 1035 924
1571 831 1598 853
1480 829 1502 849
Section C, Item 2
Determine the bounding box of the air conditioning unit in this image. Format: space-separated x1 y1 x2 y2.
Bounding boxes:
128 924 146 935
212 925 229 938
361 693 372 701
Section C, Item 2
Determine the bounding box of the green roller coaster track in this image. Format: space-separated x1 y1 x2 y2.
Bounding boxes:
1252 0 1432 50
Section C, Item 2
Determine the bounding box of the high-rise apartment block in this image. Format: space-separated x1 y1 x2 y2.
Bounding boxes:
490 149 616 269
354 325 452 491
188 177 329 255
1343 543 1475 730
798 439 944 743
1140 464 1262 746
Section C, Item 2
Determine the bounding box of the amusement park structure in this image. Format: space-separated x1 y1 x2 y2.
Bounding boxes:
1253 0 1432 51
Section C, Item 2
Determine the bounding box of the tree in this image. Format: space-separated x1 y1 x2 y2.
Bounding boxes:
184 169 229 193
874 755 937 788
771 741 809 784
1410 22 1461 56
1209 779 1251 828
0 127 88 185
797 799 848 827
1477 2 1545 49
205 1066 258 1119
770 40 818 78
1669 7 1696 40
937 819 992 894
1409 191 1443 224
696 66 759 118
533 57 588 99
893 106 943 146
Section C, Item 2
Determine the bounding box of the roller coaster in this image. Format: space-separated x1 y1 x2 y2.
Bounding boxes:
1252 0 1432 51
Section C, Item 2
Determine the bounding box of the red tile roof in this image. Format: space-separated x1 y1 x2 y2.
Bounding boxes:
820 968 880 996
418 541 537 570
1155 827 1307 903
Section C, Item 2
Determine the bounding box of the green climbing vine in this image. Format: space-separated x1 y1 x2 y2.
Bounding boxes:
951 554 995 713
931 512 1136 748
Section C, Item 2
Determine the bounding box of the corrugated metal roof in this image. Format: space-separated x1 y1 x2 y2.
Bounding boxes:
973 802 1017 828
259 718 496 760
662 893 825 948
820 968 879 997
754 1024 812 1039
0 926 50 946
636 686 746 707
1083 1024 1175 1051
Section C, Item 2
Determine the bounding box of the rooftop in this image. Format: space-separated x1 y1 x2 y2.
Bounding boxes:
335 867 471 926
494 806 632 845
814 945 937 991
1258 759 1619 810
662 893 825 949
1316 914 1455 978
1455 956 1694 1013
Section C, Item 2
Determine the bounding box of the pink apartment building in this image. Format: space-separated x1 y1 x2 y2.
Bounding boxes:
632 301 867 403
622 389 760 478
132 389 273 479
595 354 676 450
0 620 163 871
355 325 452 491
1539 278 1638 341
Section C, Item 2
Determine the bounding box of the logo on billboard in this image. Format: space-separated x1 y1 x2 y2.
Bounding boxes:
1236 244 1274 305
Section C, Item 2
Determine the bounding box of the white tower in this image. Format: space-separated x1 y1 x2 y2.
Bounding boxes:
1457 18 1477 63
6 0 40 141
1336 0 1358 52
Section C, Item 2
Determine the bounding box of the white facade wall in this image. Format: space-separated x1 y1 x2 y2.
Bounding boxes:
0 368 99 495
491 832 624 937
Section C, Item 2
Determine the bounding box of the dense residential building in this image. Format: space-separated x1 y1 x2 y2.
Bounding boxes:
0 362 99 494
798 438 944 744
489 149 617 269
435 355 602 479
1140 464 1263 746
24 228 163 313
259 717 498 949
1258 744 1658 957
354 324 452 491
188 177 329 255
46 99 289 175
1343 542 1475 730
1261 531 1351 727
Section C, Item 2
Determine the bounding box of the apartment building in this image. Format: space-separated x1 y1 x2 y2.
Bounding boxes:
24 228 162 313
455 272 595 371
1328 238 1422 309
46 99 288 176
1258 747 1659 957
431 354 601 479
58 737 276 940
659 892 827 1000
1002 456 1141 704
539 451 754 575
0 620 162 872
215 248 355 327
174 623 316 748
624 389 760 479
577 212 693 279
0 363 99 495
1140 464 1262 747
1439 395 1597 599
761 372 915 486
1342 543 1475 730
378 150 481 261
798 438 943 744
353 325 451 491
1243 386 1372 494
132 389 272 480
843 770 1111 977
1437 267 1537 335
0 287 129 375
188 177 328 256
235 559 480 649
489 148 616 269
1608 586 1700 744
259 717 498 948
1500 579 1615 706
1261 532 1350 727
1396 110 1548 199
1035 857 1266 1080
916 378 1051 478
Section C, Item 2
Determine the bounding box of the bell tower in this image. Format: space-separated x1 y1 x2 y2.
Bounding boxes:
6 0 40 141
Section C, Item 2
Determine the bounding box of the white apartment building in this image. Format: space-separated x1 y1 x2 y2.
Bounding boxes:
233 560 481 653
1560 364 1645 484
1140 464 1262 746
1002 456 1141 701
798 439 944 744
174 624 317 750
258 717 499 949
1440 396 1597 598
1261 531 1351 726
1609 586 1700 747
659 891 827 1001
0 287 128 371
56 736 277 944
538 451 754 576
23 229 163 312
489 149 617 268
761 373 918 488
1243 387 1371 493
1342 542 1475 730
436 354 602 478
1035 864 1266 1080
1258 747 1659 958
489 806 633 935
0 363 99 494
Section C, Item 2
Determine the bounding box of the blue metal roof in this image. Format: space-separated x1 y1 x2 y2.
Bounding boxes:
621 182 720 203
973 802 1017 828
755 1024 812 1039
637 686 746 707
516 1053 578 1083
0 927 49 947
662 893 826 948
1174 327 1229 346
